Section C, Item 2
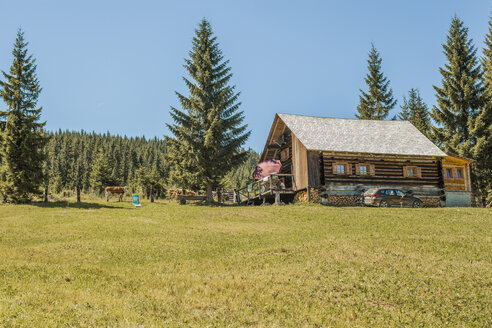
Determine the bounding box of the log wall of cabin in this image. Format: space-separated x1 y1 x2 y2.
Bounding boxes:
321 152 443 188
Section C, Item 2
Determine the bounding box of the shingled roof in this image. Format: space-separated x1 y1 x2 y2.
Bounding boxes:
277 113 446 157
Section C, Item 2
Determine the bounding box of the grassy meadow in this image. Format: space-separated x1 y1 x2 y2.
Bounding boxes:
0 201 491 327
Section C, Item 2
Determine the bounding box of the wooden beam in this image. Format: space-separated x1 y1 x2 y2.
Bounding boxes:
307 151 311 202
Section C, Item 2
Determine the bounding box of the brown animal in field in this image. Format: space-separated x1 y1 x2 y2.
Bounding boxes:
105 186 127 202
168 189 196 200
168 189 178 200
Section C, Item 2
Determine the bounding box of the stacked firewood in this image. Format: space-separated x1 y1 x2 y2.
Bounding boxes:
294 188 321 203
326 195 361 206
420 197 440 207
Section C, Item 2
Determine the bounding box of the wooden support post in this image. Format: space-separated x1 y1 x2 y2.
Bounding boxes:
44 185 48 202
275 191 280 205
258 180 263 204
306 152 311 202
150 185 154 203
76 185 81 203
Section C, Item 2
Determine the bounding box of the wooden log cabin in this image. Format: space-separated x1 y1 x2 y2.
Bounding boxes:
260 113 473 206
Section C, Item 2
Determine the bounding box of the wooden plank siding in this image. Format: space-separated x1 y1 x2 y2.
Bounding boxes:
443 178 467 191
441 155 473 192
293 134 308 190
279 130 293 188
320 152 442 188
307 151 322 187
260 115 286 162
279 130 292 175
308 151 322 187
442 166 469 191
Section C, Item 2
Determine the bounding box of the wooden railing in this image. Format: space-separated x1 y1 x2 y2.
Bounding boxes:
236 173 296 204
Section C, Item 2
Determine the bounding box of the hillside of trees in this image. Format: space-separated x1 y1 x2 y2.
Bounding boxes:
44 130 259 199
44 130 169 198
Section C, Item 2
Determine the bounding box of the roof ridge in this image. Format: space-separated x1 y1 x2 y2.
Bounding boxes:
278 113 410 123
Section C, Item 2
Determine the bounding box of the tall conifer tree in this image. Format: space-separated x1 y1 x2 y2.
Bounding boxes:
166 19 250 201
90 149 114 195
356 44 396 120
471 16 492 204
0 29 48 203
398 88 432 138
431 16 484 157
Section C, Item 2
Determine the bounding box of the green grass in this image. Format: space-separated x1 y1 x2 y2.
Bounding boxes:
0 201 491 327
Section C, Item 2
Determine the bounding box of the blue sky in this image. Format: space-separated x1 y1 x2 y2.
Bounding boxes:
0 0 490 152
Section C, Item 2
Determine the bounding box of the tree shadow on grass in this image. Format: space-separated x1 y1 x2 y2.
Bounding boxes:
28 201 120 209
188 201 242 207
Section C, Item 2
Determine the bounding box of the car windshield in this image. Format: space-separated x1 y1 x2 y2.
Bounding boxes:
395 190 405 196
364 188 378 196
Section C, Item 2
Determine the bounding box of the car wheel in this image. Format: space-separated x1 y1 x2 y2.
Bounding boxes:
379 200 389 208
412 200 422 208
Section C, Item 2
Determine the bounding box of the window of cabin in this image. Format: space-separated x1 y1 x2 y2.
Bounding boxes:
359 165 368 175
445 169 452 178
280 148 289 161
333 162 352 175
403 166 421 178
456 168 463 178
356 163 375 176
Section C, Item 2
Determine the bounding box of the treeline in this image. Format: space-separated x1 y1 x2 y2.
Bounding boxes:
45 130 169 198
44 130 259 198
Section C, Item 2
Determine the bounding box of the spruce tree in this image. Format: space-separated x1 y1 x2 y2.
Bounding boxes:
356 44 396 120
398 88 432 138
471 16 492 204
0 29 48 203
70 155 83 202
431 16 484 157
166 19 250 202
90 149 114 195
